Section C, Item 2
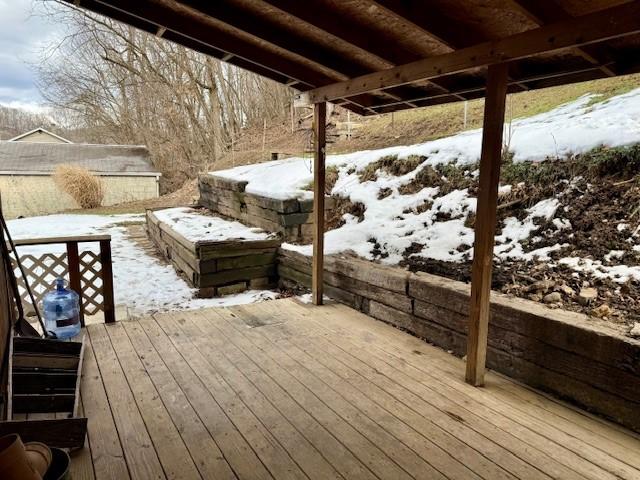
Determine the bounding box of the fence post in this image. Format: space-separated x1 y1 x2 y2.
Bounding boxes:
66 242 84 327
99 240 116 323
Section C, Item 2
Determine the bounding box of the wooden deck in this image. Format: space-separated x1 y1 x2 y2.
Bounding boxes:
70 298 640 480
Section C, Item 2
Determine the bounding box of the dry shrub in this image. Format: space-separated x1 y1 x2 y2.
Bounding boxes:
53 164 104 209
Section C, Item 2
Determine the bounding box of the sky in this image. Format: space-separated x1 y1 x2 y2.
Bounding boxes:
0 0 64 113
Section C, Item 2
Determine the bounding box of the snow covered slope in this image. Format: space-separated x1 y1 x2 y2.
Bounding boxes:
212 89 640 270
214 89 640 200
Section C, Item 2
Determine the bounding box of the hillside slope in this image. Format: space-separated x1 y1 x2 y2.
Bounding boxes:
215 75 640 170
214 88 640 334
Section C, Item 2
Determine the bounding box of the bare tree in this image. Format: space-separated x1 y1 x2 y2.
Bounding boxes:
35 2 293 191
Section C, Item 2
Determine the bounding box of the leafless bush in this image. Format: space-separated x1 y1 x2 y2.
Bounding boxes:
53 165 104 209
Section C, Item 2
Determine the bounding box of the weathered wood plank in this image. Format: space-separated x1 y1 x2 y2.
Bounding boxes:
280 248 409 293
68 400 95 480
279 255 411 311
87 325 165 480
296 2 640 104
199 265 277 288
208 307 457 480
80 334 130 480
178 311 347 480
141 315 273 480
154 312 307 480
267 319 562 479
301 301 640 480
116 321 235 480
408 272 640 376
216 252 277 271
12 353 78 370
288 306 615 480
198 174 248 192
0 418 87 448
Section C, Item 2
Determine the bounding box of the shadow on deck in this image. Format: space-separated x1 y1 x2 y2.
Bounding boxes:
72 298 640 480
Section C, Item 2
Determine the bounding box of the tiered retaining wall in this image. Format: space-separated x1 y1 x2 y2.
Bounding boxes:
199 173 333 242
278 247 640 432
146 210 280 295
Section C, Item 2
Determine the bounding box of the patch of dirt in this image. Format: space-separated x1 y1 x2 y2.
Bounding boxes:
302 165 340 194
358 154 426 183
399 162 477 196
325 196 365 231
399 146 640 329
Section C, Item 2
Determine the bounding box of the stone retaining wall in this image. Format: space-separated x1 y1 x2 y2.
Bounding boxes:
199 173 333 242
278 247 640 433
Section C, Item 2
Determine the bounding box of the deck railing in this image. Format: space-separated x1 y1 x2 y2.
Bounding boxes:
9 235 115 325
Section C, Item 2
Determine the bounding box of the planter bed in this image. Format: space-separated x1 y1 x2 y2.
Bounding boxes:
146 207 280 295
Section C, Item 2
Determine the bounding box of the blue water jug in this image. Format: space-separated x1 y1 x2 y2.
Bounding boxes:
43 278 81 339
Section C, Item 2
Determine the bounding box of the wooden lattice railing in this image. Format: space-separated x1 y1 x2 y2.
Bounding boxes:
9 235 115 325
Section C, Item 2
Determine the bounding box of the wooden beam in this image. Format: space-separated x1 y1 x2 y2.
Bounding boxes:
507 0 616 77
369 63 609 112
369 0 528 93
312 102 326 306
181 0 425 104
84 0 377 110
369 0 487 48
260 0 468 101
465 63 509 387
295 1 640 105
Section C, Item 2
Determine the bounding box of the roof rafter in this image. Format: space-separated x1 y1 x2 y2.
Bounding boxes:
295 1 640 105
83 0 381 113
507 0 617 77
259 0 468 102
367 0 530 92
176 0 435 107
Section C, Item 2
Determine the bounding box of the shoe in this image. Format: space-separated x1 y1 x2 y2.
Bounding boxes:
0 434 52 480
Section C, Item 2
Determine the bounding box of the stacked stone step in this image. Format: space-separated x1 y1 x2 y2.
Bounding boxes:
198 173 334 243
146 209 281 296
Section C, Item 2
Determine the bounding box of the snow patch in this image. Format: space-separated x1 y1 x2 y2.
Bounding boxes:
559 257 640 284
213 88 640 200
153 207 275 242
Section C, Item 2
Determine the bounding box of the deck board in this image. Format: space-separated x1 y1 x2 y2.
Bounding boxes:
77 298 640 480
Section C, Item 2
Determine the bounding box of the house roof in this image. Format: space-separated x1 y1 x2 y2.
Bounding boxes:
0 141 159 175
61 0 640 116
8 127 73 144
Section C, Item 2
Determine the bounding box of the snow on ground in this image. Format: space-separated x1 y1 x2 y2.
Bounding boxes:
217 89 640 283
214 88 640 199
7 214 277 315
154 207 276 242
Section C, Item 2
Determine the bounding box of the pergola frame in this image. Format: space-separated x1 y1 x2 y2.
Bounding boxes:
61 0 640 387
301 1 640 385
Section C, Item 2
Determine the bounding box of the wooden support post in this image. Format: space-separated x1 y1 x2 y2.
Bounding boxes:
66 242 84 327
312 102 327 305
465 63 509 386
99 239 116 323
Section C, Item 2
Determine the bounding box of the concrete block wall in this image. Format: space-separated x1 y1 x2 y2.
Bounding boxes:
278 247 640 433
